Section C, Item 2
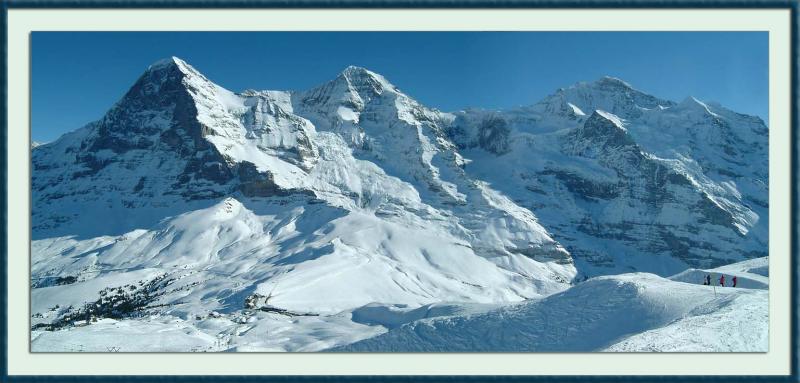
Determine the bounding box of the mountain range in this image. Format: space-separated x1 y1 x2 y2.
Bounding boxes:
30 57 768 351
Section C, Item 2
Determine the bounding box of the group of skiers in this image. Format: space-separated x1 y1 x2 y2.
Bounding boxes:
702 274 737 287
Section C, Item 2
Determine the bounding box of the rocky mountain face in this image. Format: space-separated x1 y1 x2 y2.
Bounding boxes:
31 58 767 317
447 77 767 277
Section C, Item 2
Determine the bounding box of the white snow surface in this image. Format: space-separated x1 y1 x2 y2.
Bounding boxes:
31 260 768 352
336 271 767 352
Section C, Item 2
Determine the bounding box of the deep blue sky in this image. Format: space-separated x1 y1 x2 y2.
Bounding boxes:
32 32 768 143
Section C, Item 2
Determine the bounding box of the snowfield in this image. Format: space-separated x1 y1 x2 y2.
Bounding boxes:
31 258 768 352
30 57 768 352
335 269 767 352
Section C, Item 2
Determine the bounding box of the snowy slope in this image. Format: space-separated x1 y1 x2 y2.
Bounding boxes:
31 260 768 352
30 57 768 352
336 272 768 352
603 291 766 352
32 197 574 318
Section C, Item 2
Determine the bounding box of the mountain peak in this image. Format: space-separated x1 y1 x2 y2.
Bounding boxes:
120 57 191 104
543 76 674 119
337 65 396 93
593 76 633 89
121 56 223 109
561 76 635 93
341 65 373 77
145 56 206 80
148 56 182 70
340 65 380 78
298 65 400 114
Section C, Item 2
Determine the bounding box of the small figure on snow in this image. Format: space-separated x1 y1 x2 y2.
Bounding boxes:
732 276 738 288
719 275 725 287
705 275 711 286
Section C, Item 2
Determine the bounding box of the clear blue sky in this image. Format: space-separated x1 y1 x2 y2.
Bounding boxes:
32 32 768 143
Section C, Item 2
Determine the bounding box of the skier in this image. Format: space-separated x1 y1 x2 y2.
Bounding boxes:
705 275 711 286
719 275 725 287
732 276 738 288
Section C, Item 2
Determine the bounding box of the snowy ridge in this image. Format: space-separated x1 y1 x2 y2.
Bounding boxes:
336 263 768 352
669 256 768 290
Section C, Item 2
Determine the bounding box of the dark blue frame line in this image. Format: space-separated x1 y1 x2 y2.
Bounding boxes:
0 0 799 8
1 0 7 382
792 0 799 378
2 1 797 382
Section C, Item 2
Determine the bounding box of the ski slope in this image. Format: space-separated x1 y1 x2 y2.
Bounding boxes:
336 265 768 352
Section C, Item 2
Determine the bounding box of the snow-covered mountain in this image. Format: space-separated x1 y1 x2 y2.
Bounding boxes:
449 77 767 277
30 57 768 351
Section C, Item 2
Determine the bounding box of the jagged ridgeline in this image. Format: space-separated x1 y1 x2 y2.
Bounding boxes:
32 57 767 321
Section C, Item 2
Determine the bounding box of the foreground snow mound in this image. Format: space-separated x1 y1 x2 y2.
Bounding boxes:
603 291 766 352
334 273 767 352
669 257 768 290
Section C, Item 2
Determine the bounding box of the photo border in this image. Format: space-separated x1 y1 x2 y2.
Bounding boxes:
2 1 797 381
